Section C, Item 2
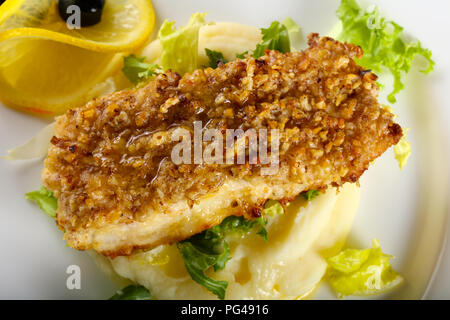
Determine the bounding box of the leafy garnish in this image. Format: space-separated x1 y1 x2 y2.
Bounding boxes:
255 217 269 242
282 17 302 49
253 21 291 58
178 241 229 300
158 12 207 74
25 186 57 218
325 239 403 297
263 199 284 217
394 128 411 170
178 215 268 299
205 48 228 69
122 54 160 85
109 285 152 300
336 0 434 103
235 50 249 59
282 17 300 36
236 19 297 59
302 189 319 201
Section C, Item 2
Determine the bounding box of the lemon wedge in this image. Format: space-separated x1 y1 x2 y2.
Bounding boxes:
0 0 155 52
0 0 155 115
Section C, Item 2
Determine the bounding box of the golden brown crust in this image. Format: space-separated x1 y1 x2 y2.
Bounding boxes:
42 34 402 256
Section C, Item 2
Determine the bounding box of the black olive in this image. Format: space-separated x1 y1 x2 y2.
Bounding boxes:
58 0 105 28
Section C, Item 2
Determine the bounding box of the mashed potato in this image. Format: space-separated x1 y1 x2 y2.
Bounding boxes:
93 184 359 299
91 22 360 300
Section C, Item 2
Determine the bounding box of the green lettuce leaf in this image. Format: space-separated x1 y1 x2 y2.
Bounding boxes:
205 48 228 69
325 239 403 297
255 217 269 242
336 0 434 103
122 54 160 85
109 285 152 300
25 186 57 218
158 13 207 74
178 241 229 300
302 189 319 201
236 19 298 59
235 50 249 59
253 21 291 58
178 215 269 299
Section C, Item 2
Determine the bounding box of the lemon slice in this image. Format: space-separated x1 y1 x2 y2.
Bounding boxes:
0 39 125 114
0 0 155 115
0 0 155 52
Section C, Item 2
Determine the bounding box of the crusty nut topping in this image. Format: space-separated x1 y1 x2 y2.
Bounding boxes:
42 34 401 256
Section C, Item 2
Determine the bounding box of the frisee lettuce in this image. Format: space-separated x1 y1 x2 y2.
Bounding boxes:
109 284 152 300
325 239 403 297
205 48 228 69
158 13 207 74
122 54 161 85
178 214 270 299
25 186 57 218
336 0 434 103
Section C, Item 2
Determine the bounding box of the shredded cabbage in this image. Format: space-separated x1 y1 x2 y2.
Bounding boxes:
282 17 304 50
326 239 403 297
282 17 300 36
263 199 284 217
158 13 207 74
1 122 55 160
394 129 411 170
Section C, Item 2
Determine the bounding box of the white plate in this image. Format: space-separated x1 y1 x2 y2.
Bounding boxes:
0 0 448 299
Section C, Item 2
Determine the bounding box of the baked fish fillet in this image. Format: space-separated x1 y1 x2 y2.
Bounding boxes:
42 34 402 257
